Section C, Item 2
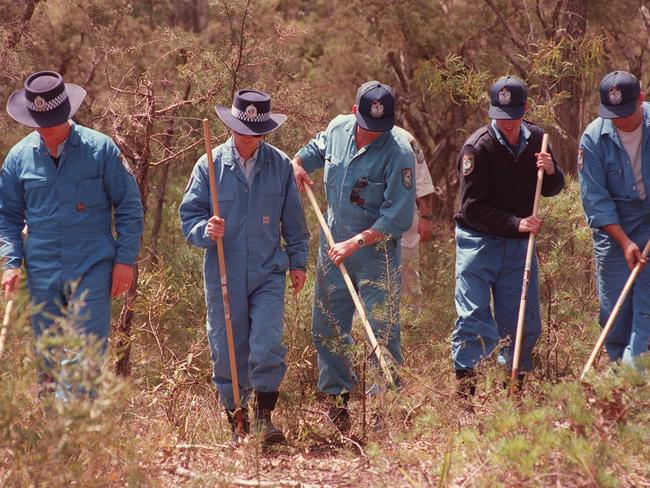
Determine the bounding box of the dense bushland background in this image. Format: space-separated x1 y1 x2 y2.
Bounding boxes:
1 1 650 486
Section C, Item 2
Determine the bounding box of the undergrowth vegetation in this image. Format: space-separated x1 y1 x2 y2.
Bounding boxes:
0 180 648 487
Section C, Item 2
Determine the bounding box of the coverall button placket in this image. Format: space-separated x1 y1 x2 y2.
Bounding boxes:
180 137 308 411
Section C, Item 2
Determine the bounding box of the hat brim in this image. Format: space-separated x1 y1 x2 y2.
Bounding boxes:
355 110 394 132
215 105 287 136
6 83 86 128
488 104 525 120
599 99 637 119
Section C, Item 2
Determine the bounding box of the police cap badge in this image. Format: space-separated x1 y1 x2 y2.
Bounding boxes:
498 88 512 106
370 100 384 118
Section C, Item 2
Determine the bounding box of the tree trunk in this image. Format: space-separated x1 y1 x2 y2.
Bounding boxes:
114 148 151 376
150 161 171 265
114 265 138 376
150 81 191 264
550 0 587 176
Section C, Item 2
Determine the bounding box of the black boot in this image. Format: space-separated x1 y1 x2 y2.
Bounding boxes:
328 392 351 433
225 406 249 442
254 391 286 445
456 369 477 402
505 372 526 394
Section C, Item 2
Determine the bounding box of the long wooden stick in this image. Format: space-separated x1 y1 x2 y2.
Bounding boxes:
581 238 650 380
304 185 394 384
202 119 245 432
510 133 549 393
0 299 14 357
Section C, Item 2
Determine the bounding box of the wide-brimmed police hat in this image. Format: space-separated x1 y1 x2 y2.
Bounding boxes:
6 71 86 128
215 89 286 136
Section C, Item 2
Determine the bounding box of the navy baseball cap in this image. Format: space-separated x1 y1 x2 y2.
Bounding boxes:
599 71 640 119
488 76 528 120
355 81 395 132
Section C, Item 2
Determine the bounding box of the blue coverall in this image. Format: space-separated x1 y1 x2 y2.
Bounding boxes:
0 123 143 360
579 102 650 365
296 114 415 395
179 139 309 410
452 121 564 372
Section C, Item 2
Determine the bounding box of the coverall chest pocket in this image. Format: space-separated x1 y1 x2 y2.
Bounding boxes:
77 178 108 208
323 155 342 191
360 179 385 209
214 193 234 219
603 159 628 199
24 179 49 212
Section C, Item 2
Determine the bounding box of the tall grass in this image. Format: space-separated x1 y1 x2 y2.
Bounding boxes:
0 178 648 486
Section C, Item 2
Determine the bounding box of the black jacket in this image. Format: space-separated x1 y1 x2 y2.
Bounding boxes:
454 121 565 238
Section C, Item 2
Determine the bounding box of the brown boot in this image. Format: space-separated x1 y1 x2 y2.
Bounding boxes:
254 391 286 445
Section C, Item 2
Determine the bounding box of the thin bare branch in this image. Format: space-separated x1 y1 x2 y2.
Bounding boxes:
483 0 528 54
535 0 551 38
230 0 252 96
150 138 203 166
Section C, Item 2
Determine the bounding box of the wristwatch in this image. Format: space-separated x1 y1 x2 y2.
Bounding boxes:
420 214 434 221
356 237 366 248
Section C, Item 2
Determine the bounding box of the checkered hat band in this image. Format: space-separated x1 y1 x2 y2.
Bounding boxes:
26 92 68 112
231 106 271 123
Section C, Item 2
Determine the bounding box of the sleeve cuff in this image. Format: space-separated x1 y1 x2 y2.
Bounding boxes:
289 254 307 271
509 216 521 234
588 213 620 229
371 220 403 239
115 254 137 267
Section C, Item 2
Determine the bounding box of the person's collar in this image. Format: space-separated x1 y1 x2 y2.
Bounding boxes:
490 119 530 147
231 140 260 163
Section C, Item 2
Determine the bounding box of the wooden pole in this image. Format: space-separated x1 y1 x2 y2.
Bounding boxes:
303 185 394 384
202 119 245 434
581 238 650 380
510 133 549 394
0 300 14 358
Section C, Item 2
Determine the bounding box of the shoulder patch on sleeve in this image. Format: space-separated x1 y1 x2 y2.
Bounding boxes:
578 148 584 172
401 168 413 189
410 140 426 165
462 153 475 176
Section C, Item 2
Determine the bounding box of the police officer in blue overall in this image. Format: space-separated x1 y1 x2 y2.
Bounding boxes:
180 89 309 443
579 71 650 367
452 76 565 398
292 81 415 430
0 71 144 393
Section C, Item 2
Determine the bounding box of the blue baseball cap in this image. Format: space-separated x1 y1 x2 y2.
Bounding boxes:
488 76 528 120
355 81 395 132
598 71 640 119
